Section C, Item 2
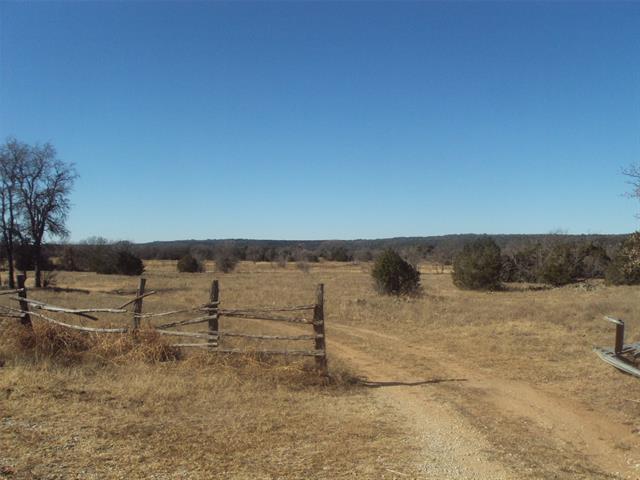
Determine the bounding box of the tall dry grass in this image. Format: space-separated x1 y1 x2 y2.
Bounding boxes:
0 263 414 478
3 260 640 478
6 322 182 365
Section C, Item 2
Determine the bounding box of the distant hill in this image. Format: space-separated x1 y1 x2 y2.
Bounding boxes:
127 233 630 261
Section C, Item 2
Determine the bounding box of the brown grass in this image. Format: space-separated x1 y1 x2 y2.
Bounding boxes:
0 263 413 479
5 323 182 365
2 260 640 478
0 361 405 479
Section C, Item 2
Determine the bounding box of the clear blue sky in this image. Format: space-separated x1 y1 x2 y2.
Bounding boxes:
1 1 639 242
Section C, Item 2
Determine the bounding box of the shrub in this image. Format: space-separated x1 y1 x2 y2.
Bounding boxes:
59 245 79 271
13 245 54 274
74 238 143 275
93 255 118 274
353 249 374 263
215 247 239 273
11 323 181 365
14 322 92 364
327 246 352 262
577 243 610 279
537 243 580 286
500 254 518 282
115 251 144 276
274 253 287 269
606 232 640 285
294 249 319 263
452 237 502 290
177 253 203 273
246 245 266 262
500 242 609 285
511 245 544 282
78 238 117 274
499 244 544 283
371 249 421 295
14 245 35 272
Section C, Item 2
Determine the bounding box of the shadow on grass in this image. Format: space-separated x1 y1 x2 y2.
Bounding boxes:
501 283 553 292
358 378 467 388
39 286 91 294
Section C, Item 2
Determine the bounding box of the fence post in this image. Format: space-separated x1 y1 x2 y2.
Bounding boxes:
615 320 625 355
17 274 31 328
313 283 327 374
132 277 146 331
208 280 219 349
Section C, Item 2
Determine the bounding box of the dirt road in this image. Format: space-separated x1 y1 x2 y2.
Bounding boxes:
325 321 640 479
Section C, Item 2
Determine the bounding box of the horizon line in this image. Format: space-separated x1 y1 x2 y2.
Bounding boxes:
63 231 634 245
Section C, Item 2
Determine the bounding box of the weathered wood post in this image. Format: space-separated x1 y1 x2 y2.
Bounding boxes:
605 316 625 355
132 277 146 331
208 279 219 349
313 283 327 374
615 319 625 355
16 274 31 328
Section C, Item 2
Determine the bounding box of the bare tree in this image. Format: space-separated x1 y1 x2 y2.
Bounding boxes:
15 142 77 287
0 139 29 288
624 165 640 217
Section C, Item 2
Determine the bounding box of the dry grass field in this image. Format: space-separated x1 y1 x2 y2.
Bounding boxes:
2 260 640 479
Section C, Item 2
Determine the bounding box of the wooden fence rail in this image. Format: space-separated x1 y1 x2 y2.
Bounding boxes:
219 312 313 324
0 276 328 374
0 289 25 296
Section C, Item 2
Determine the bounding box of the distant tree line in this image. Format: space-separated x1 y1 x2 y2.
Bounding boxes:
57 237 144 276
452 234 640 290
44 233 638 287
47 239 435 273
43 234 621 269
98 234 623 267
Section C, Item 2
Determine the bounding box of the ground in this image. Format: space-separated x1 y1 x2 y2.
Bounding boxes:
1 260 640 479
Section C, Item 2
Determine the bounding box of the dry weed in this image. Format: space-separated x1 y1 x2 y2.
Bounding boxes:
4 323 181 366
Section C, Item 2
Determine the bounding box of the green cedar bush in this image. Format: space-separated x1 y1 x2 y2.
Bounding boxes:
177 253 203 273
537 243 580 286
371 249 420 295
115 251 144 276
452 237 502 290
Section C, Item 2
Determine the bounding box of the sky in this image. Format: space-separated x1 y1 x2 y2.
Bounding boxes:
0 1 639 242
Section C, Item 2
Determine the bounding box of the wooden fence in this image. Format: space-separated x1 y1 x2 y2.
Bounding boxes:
0 274 328 373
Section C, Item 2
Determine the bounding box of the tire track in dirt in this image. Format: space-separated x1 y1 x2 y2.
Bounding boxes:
259 320 511 478
328 322 640 479
328 339 513 479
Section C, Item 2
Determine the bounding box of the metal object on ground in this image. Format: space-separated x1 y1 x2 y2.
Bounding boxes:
594 316 640 378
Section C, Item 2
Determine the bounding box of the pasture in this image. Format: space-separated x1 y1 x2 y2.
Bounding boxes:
1 260 640 479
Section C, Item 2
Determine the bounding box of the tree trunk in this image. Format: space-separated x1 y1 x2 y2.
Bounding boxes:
6 247 15 288
33 243 42 288
6 190 16 289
